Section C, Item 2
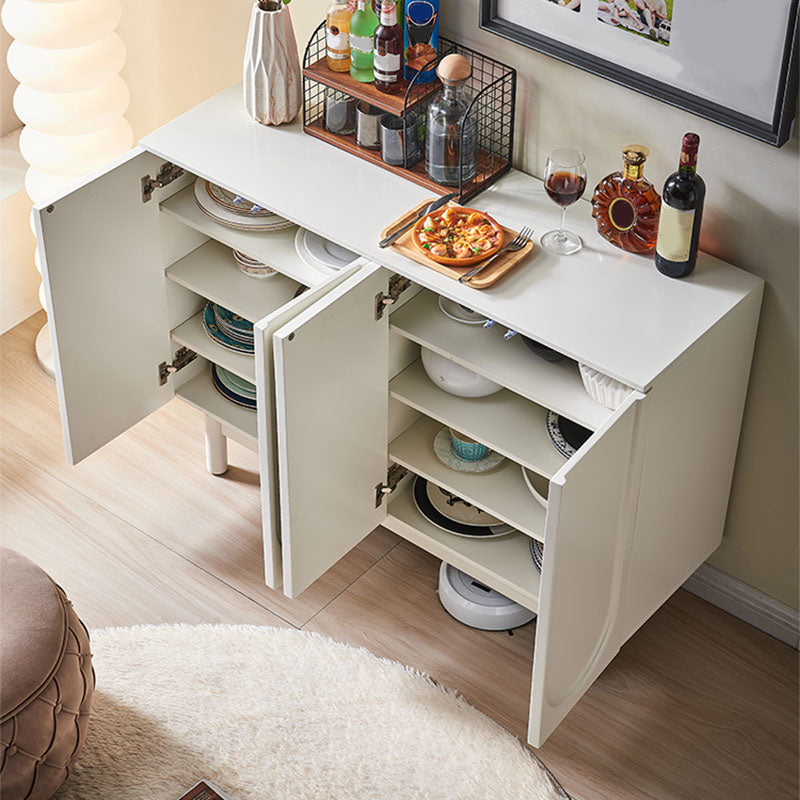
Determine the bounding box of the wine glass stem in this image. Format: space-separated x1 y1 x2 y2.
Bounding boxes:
558 206 567 241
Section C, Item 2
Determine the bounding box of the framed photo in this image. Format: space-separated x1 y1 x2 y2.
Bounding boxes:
479 0 799 146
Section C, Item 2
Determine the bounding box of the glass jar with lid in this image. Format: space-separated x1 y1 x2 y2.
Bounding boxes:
425 53 477 187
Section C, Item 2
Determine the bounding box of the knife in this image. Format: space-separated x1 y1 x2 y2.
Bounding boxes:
378 192 459 248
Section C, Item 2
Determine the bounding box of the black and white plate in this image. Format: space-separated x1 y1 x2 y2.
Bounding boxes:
529 538 544 572
545 410 592 459
412 477 514 539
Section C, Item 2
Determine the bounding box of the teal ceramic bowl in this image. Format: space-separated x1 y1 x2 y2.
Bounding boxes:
449 429 490 461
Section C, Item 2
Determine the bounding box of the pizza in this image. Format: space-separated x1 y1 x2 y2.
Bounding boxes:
411 206 504 266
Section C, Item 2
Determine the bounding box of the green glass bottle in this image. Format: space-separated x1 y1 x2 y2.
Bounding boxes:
350 0 379 83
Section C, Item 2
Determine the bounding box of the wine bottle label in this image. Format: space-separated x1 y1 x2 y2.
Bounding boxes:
327 27 349 55
374 51 401 78
350 34 374 54
656 205 695 262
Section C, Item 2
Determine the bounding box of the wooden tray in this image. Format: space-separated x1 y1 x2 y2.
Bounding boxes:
379 200 534 289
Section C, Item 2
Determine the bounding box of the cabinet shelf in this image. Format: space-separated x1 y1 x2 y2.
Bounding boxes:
171 312 255 384
390 359 567 479
166 240 301 323
389 416 546 542
160 186 322 288
302 56 440 116
305 120 507 198
385 478 541 612
390 290 611 431
175 368 257 445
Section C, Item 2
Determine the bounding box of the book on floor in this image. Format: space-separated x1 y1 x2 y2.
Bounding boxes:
177 780 237 800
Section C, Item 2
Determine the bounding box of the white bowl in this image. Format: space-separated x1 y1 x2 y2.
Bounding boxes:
578 363 633 410
420 347 502 398
521 466 549 509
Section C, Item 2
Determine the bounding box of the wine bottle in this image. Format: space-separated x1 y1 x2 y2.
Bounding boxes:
350 0 379 83
374 1 403 93
655 133 705 278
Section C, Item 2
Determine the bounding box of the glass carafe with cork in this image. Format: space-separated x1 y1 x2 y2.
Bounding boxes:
425 53 477 187
591 145 662 254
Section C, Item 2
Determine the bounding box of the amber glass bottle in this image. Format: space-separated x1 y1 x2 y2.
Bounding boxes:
591 145 661 254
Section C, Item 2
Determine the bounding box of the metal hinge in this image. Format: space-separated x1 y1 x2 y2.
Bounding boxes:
374 274 411 320
374 463 408 508
158 347 197 385
142 161 185 203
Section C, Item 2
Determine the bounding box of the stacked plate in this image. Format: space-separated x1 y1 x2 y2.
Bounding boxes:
232 249 277 280
545 410 592 459
437 296 487 325
412 476 514 539
194 179 294 232
210 365 256 411
294 228 358 276
529 539 544 572
202 302 254 354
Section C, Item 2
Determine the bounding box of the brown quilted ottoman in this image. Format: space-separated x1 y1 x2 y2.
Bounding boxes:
0 550 94 799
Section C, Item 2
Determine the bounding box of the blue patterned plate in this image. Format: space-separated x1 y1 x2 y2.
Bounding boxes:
212 304 253 334
432 427 505 473
210 365 256 410
215 366 256 399
202 303 254 354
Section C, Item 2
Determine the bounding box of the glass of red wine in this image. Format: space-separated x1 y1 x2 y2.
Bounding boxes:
540 148 587 256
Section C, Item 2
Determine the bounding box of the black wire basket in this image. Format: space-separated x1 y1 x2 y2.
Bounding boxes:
302 21 516 202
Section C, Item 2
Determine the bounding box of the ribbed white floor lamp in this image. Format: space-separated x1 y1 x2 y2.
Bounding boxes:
2 0 133 377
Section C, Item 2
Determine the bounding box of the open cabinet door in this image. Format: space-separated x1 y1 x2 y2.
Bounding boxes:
528 391 645 747
273 265 392 597
254 262 364 589
35 149 173 464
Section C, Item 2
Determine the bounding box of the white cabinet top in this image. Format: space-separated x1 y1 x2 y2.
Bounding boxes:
141 84 762 391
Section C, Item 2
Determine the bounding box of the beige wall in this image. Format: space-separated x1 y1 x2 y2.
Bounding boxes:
117 0 327 140
440 0 799 609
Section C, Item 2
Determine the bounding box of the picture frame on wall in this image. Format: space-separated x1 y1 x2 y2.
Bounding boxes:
479 0 799 146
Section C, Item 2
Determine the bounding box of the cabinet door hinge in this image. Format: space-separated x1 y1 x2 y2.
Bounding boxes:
374 274 411 320
158 346 197 385
142 161 185 203
374 463 408 507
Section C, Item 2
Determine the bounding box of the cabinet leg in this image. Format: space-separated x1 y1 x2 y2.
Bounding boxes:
204 417 228 475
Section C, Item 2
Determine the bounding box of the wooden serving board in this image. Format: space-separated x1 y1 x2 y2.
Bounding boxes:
379 199 534 289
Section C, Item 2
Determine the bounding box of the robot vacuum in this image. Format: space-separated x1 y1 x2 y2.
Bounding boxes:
437 562 536 631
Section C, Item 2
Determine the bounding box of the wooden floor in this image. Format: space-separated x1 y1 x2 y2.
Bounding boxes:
2 312 797 800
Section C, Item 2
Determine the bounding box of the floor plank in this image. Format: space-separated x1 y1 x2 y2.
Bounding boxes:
0 451 289 629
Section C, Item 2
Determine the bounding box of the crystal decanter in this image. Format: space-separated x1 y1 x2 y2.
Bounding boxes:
591 145 661 254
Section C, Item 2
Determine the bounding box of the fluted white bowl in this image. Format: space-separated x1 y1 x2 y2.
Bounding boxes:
420 347 502 398
578 363 633 410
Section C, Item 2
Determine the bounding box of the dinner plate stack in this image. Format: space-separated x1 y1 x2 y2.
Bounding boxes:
294 228 358 276
412 476 515 539
210 365 256 411
232 249 277 279
193 179 295 232
202 302 254 354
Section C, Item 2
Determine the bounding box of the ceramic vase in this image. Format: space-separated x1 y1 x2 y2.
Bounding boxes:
243 2 302 126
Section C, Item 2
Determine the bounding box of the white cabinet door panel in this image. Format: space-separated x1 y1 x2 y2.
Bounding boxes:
273 265 391 597
528 391 645 747
34 148 172 464
254 262 364 589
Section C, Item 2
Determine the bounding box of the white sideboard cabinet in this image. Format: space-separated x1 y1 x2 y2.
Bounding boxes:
35 84 763 747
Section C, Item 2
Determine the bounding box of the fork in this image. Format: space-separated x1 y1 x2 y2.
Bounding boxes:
457 226 533 284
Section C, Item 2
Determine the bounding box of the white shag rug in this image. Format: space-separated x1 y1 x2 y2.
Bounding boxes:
54 624 570 800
